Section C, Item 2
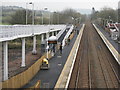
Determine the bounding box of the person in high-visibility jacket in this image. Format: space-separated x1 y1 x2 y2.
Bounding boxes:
41 58 49 69
42 58 48 65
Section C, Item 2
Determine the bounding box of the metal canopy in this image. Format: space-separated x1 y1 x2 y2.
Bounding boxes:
48 36 57 41
48 36 58 44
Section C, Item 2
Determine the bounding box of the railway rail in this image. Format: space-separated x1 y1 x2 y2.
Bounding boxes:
68 22 120 88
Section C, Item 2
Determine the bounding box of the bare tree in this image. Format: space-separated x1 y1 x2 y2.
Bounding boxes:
10 9 32 25
97 7 117 22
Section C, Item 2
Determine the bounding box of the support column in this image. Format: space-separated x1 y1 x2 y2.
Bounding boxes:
55 31 58 36
52 32 54 36
49 32 51 37
41 34 44 43
21 38 26 67
3 41 8 80
46 33 49 59
32 36 37 55
0 42 2 89
57 31 59 34
46 32 49 39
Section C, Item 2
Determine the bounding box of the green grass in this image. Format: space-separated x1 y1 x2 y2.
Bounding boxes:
8 37 41 49
0 23 11 25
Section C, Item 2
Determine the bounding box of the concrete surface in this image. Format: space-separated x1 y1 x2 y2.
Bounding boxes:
22 24 82 88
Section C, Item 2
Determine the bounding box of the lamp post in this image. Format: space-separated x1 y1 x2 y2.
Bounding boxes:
41 8 46 25
26 2 34 25
58 13 59 24
54 12 59 24
29 2 34 25
28 2 37 54
44 8 49 24
44 8 51 59
26 3 28 25
71 17 75 25
42 8 49 25
42 10 43 24
79 17 81 24
109 16 112 23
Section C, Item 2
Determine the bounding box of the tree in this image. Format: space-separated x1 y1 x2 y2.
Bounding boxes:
52 12 59 24
10 9 32 24
97 7 117 22
9 8 85 25
59 8 82 24
118 9 120 23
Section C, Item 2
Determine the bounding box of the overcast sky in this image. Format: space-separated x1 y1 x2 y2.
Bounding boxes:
1 0 119 11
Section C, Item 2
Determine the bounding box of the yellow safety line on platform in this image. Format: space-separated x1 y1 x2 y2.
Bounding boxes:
55 24 85 88
93 24 120 65
34 80 40 88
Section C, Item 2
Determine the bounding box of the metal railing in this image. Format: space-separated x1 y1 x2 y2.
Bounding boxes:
114 24 119 32
62 25 74 47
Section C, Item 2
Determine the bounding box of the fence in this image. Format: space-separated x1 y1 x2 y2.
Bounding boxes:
2 51 52 88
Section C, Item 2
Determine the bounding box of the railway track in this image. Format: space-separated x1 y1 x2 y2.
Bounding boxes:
68 22 120 88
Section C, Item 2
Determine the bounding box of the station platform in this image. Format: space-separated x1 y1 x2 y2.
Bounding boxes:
55 23 119 88
93 24 120 65
95 24 119 54
22 25 82 88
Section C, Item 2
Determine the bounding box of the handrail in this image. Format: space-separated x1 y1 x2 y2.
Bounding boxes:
62 25 74 47
114 24 119 32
